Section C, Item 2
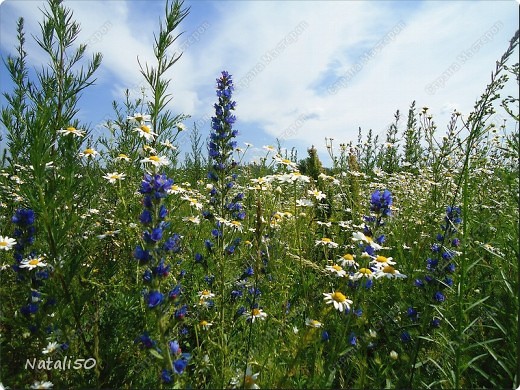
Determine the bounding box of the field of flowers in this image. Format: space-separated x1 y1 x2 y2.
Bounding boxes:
0 1 518 389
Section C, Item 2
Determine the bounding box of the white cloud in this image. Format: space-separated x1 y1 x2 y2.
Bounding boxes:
1 0 517 164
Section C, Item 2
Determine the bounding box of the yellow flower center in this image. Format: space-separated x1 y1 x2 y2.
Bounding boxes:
29 259 40 266
321 238 332 243
331 291 347 302
282 158 292 164
343 254 354 260
359 268 373 275
244 375 255 387
66 126 76 132
200 320 209 326
140 125 151 133
135 115 144 122
201 290 210 297
332 264 343 271
231 221 241 227
149 156 160 162
383 265 396 274
0 241 7 247
84 148 95 155
252 308 261 316
118 153 128 158
376 255 388 263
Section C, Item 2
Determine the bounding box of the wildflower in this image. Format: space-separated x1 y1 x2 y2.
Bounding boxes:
434 291 445 302
199 320 213 330
161 140 177 150
305 318 323 328
173 359 188 374
127 113 151 124
182 196 203 210
370 189 392 216
182 216 200 224
296 199 313 207
114 153 131 162
19 256 47 270
323 291 353 312
375 265 407 279
371 255 396 269
141 155 170 167
146 291 164 308
133 124 158 141
308 189 326 200
390 350 398 360
42 341 60 354
30 381 54 389
351 268 374 281
315 237 339 248
57 126 85 137
198 289 215 300
102 172 126 183
243 308 268 322
79 148 98 159
0 236 16 250
325 264 347 277
339 253 358 267
231 365 260 389
176 123 186 132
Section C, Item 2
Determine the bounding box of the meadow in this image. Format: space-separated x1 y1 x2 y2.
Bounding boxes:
0 1 518 389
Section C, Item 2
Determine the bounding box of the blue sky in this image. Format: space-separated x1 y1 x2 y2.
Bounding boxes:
0 0 518 165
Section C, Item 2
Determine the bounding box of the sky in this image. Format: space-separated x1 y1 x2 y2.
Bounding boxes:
0 0 518 166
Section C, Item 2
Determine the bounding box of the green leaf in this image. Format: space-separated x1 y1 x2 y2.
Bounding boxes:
149 349 164 360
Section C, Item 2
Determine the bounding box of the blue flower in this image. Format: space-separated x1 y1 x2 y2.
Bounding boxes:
349 332 357 346
173 359 187 374
146 291 164 308
161 369 173 383
153 259 170 278
169 285 181 300
135 332 156 349
12 209 35 226
175 305 188 320
163 234 181 252
134 246 152 263
400 331 411 343
169 340 181 355
322 330 330 342
370 189 392 216
434 291 445 302
139 209 153 224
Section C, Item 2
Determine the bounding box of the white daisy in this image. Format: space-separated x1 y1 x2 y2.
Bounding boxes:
351 268 374 281
325 264 347 277
57 126 85 137
20 256 47 270
140 155 170 167
79 148 98 159
315 238 339 248
243 308 268 323
305 318 323 328
114 153 131 162
374 265 407 279
133 124 158 141
127 113 151 124
0 236 16 251
42 341 60 354
30 381 54 389
323 291 353 312
199 320 213 330
102 172 126 184
198 290 215 300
